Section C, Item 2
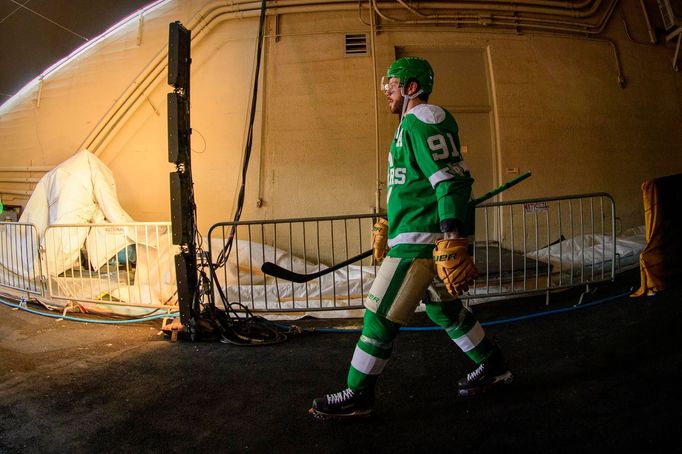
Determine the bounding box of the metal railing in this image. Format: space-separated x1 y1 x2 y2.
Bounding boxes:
466 192 617 303
207 193 618 313
0 222 43 296
43 223 177 310
207 214 380 314
0 193 619 316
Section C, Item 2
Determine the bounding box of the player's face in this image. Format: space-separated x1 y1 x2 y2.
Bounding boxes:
383 77 403 114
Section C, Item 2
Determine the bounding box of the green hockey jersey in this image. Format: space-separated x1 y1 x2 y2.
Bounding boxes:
386 104 473 258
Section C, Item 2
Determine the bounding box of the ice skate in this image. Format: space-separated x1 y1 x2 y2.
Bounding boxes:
309 388 374 420
457 354 514 397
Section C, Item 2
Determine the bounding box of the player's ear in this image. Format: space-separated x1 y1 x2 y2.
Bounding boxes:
405 80 420 96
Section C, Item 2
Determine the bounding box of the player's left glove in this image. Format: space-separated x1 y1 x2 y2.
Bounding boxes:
371 218 389 262
433 238 479 296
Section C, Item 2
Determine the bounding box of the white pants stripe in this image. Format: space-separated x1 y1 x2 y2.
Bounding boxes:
350 346 388 375
451 321 485 352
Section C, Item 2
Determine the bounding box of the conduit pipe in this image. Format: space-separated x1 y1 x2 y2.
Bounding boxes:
372 0 618 34
391 0 609 29
80 0 624 159
80 0 358 155
0 177 40 183
368 0 381 214
387 0 608 19
638 0 657 44
0 166 51 172
0 190 33 196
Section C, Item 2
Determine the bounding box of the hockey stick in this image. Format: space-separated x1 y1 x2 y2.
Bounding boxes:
261 171 531 283
470 170 531 206
261 249 373 283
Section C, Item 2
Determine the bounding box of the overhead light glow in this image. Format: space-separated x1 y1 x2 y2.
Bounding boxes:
0 0 171 115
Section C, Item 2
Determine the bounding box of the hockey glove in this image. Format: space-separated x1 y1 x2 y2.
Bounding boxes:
372 218 389 262
433 238 479 296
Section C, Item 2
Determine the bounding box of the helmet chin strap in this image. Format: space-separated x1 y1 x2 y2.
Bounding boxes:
399 86 424 121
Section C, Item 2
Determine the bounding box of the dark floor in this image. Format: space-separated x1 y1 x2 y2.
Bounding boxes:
1 269 681 453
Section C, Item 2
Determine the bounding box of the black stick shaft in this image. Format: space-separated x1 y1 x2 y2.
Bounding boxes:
261 249 373 283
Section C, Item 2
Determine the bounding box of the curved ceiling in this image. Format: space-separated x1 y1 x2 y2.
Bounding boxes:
0 0 153 102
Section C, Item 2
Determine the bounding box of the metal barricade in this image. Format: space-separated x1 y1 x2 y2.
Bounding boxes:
43 223 177 311
207 214 379 314
465 192 617 303
0 194 616 315
0 222 43 297
207 193 618 314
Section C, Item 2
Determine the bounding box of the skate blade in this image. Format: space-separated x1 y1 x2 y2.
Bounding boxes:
458 371 514 397
308 407 373 421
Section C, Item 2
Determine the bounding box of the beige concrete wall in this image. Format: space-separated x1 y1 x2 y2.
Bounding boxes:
261 12 378 220
260 9 682 232
101 14 261 231
1 1 681 236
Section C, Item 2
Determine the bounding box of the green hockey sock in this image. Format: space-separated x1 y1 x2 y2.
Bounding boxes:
425 298 495 364
347 309 400 391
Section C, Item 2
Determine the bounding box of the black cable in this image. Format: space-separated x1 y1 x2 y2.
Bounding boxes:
188 0 293 346
216 0 268 269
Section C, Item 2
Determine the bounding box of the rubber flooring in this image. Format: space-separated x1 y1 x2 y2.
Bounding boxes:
1 268 681 453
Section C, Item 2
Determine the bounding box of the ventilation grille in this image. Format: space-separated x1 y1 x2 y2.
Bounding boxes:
345 33 368 55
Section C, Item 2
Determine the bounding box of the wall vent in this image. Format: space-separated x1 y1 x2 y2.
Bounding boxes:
345 33 368 55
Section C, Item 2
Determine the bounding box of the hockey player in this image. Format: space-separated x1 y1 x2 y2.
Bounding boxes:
309 57 513 420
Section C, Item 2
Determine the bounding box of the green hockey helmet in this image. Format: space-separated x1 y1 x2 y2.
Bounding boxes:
384 57 434 95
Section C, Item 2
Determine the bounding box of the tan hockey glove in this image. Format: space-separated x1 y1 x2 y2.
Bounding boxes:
372 218 389 262
433 238 479 296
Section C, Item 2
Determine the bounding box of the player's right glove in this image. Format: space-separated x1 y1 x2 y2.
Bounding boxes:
372 218 389 262
433 238 479 296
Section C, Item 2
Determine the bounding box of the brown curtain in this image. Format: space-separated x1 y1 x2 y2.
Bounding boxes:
631 173 682 297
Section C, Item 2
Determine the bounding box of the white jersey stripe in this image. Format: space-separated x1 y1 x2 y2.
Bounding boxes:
428 168 454 188
388 231 441 247
351 346 388 375
451 321 485 352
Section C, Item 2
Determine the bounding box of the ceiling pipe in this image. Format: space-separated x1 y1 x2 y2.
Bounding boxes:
0 190 32 196
368 0 381 214
79 0 624 158
0 177 40 183
375 0 615 31
387 0 607 19
80 1 359 155
0 167 51 173
638 0 657 44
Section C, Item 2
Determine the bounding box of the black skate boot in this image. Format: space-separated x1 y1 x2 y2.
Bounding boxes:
309 388 374 420
457 353 513 397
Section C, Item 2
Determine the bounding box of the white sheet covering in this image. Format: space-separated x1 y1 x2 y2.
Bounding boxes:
212 239 376 318
525 227 646 271
0 150 177 314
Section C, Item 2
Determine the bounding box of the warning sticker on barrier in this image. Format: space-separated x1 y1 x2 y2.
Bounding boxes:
524 201 549 213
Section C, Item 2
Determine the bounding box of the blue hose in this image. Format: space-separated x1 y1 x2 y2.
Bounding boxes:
278 289 634 334
1 289 632 330
0 297 178 324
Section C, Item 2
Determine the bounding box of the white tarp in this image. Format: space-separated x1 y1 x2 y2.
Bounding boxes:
213 239 375 318
0 150 177 313
20 150 135 276
526 226 646 272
